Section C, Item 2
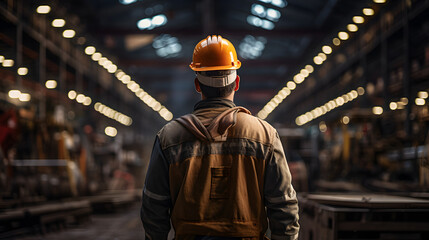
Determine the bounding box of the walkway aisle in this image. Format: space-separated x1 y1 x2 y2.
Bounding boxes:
17 203 144 240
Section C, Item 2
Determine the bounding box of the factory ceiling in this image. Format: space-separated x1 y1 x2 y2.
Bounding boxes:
26 0 378 125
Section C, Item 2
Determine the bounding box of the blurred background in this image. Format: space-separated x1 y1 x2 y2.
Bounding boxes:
1 0 429 239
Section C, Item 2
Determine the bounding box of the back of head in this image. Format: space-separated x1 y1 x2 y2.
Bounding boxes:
190 35 241 98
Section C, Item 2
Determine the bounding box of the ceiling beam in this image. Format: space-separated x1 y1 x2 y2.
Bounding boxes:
90 27 325 37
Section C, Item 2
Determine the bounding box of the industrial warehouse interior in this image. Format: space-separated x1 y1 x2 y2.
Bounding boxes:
1 0 429 239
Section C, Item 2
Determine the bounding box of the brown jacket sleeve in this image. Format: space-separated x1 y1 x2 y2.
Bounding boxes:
264 132 300 240
141 136 172 240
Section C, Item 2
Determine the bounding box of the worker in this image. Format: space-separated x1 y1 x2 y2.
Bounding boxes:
141 35 299 240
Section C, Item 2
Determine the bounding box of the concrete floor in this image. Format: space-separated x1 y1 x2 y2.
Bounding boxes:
17 203 146 240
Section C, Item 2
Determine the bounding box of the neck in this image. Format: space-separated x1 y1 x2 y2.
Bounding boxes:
201 92 234 101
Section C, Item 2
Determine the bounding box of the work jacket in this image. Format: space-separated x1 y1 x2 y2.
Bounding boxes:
141 99 299 240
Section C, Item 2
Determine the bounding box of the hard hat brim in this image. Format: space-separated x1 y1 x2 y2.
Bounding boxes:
189 61 241 72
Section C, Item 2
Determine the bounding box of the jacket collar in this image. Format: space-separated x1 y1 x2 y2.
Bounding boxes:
193 98 236 111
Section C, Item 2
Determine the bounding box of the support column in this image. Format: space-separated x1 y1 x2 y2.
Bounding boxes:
403 0 411 138
15 0 22 87
39 8 47 120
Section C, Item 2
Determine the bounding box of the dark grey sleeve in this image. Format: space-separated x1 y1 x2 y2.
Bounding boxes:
141 136 172 240
264 132 300 240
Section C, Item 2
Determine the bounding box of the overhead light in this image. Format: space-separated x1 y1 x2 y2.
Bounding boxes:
261 20 275 30
108 64 118 73
52 19 66 27
278 87 290 98
299 69 308 77
342 116 350 124
159 108 168 116
319 121 327 132
119 0 137 5
2 59 14 67
239 35 267 59
295 117 303 126
162 111 173 121
305 65 314 73
347 24 358 32
152 14 167 26
352 16 365 24
151 102 162 111
247 15 263 28
295 88 363 126
0 55 4 63
102 60 112 69
91 52 102 61
137 14 167 30
389 102 397 110
105 126 117 137
120 75 131 84
318 53 327 61
153 34 183 58
95 102 133 126
8 90 21 99
363 8 375 16
313 56 323 65
322 45 332 54
252 4 266 18
266 8 281 22
418 91 428 99
76 94 85 103
68 90 77 100
400 97 408 105
333 38 341 46
338 31 349 40
247 15 275 30
83 97 92 106
372 106 383 115
116 71 125 79
94 103 101 111
63 29 76 38
127 81 137 90
335 96 345 106
293 74 304 83
45 80 57 89
287 81 296 90
17 67 28 76
85 46 96 55
357 87 365 95
36 5 50 14
416 98 426 106
373 0 386 3
270 0 287 8
137 18 151 29
19 93 31 102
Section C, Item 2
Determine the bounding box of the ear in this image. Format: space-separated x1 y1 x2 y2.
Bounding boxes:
234 75 240 91
194 78 202 93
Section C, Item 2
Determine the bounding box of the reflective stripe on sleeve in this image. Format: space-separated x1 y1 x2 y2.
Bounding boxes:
144 187 170 201
265 190 296 204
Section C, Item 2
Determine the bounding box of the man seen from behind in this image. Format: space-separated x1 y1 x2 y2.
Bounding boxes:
141 35 300 240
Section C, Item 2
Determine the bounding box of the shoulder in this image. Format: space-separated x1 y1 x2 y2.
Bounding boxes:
157 116 195 149
230 111 277 144
238 112 276 130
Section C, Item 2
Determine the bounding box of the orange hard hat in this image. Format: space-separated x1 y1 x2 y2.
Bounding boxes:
190 35 241 72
